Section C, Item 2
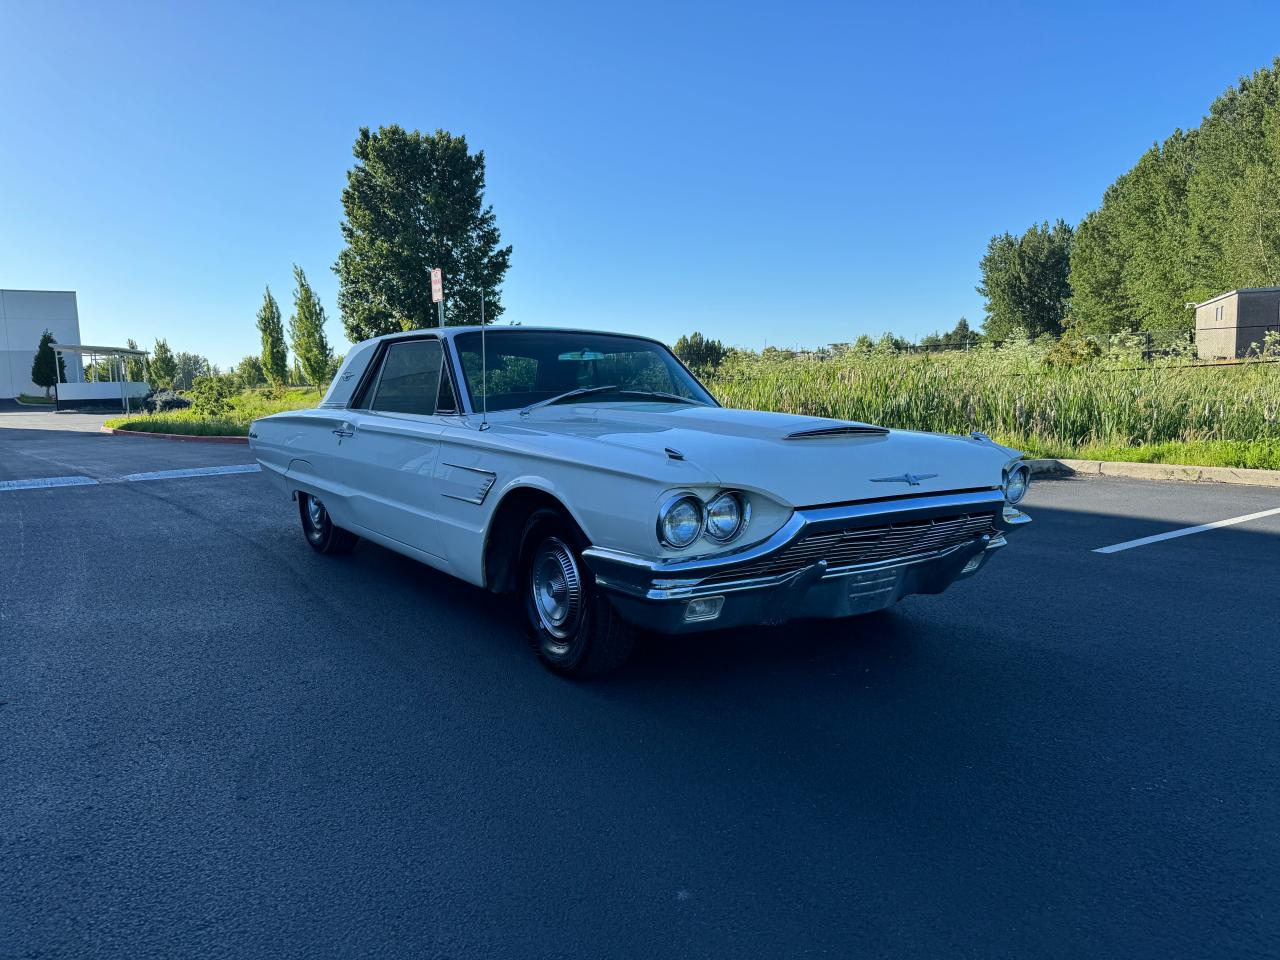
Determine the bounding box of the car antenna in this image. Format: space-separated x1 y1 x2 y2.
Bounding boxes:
479 290 490 431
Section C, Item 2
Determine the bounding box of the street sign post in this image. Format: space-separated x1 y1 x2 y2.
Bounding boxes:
431 268 444 325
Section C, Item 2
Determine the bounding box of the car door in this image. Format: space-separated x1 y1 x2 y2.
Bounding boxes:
332 337 457 561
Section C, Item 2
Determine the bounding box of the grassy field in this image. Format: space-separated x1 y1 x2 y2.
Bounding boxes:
18 393 54 405
104 388 321 436
704 341 1280 469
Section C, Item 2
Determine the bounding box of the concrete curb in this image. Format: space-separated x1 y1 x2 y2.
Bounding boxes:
1028 458 1280 488
101 426 249 445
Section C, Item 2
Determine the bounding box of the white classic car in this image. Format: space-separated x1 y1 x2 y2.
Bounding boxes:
250 327 1031 676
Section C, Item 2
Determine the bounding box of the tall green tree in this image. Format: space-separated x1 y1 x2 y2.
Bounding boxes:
256 286 289 387
124 338 146 382
149 338 178 390
1070 133 1194 335
288 265 335 387
673 332 729 369
1070 58 1280 336
1067 201 1133 335
234 355 266 390
173 352 210 391
977 220 1074 340
334 126 513 339
30 329 66 397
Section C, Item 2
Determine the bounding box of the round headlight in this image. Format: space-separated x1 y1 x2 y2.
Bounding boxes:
658 495 704 548
705 491 747 542
1003 463 1030 504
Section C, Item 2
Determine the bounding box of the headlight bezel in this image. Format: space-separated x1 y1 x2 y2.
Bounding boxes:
657 489 753 549
657 493 706 548
1002 461 1031 504
704 491 750 543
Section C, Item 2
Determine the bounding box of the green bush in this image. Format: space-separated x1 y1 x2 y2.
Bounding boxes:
189 376 235 417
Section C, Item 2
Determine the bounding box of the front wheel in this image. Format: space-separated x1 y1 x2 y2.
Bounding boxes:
520 510 635 678
298 492 358 555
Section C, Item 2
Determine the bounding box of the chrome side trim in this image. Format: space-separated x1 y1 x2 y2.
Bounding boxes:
439 462 497 505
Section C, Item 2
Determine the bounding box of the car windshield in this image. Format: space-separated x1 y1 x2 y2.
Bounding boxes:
453 330 717 413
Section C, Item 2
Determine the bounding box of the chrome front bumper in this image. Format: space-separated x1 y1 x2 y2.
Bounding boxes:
581 490 1030 634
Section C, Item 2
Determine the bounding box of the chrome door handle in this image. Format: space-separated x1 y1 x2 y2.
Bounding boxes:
332 427 354 438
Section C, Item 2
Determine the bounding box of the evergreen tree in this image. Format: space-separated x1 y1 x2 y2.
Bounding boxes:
256 286 289 387
335 126 512 339
288 265 334 387
30 329 66 397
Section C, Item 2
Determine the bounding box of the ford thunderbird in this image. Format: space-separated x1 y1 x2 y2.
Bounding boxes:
249 327 1031 676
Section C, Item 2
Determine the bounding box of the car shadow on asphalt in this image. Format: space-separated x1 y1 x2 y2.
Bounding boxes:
302 497 1279 701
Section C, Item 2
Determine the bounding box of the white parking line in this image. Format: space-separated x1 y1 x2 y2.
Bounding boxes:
1094 506 1280 554
121 464 261 482
0 475 99 491
0 464 261 492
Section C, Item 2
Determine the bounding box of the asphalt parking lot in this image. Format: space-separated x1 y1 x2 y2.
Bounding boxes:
2 410 1277 959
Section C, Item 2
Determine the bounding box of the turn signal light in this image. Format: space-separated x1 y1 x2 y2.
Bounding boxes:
684 596 725 622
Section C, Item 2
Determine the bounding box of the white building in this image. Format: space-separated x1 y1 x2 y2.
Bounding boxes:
0 289 83 398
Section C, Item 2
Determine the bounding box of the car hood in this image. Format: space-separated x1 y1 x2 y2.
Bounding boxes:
503 404 1018 507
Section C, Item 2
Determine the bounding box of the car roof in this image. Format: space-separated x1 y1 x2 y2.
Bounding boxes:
361 325 671 350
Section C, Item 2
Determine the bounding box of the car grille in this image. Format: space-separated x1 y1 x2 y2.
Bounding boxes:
703 511 998 583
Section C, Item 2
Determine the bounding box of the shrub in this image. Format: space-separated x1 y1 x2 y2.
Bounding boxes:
189 375 234 418
144 390 191 413
1044 334 1103 368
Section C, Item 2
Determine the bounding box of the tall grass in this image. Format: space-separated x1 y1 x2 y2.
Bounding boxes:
704 340 1280 451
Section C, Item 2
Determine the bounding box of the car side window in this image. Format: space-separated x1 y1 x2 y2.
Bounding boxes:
368 339 444 416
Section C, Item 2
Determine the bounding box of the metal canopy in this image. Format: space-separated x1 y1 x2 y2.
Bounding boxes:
49 342 149 414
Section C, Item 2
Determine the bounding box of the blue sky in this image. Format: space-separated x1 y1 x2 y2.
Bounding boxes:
3 1 1279 367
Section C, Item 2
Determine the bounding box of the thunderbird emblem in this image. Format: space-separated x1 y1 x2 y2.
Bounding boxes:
871 472 938 486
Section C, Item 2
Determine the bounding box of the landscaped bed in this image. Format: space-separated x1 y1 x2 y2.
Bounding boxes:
103 387 321 437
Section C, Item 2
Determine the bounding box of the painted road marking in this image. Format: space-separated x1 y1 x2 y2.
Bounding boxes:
121 464 261 482
0 475 99 491
0 464 260 492
1094 506 1280 554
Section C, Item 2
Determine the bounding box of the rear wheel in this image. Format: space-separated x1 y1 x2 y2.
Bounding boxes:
520 509 635 678
298 492 357 555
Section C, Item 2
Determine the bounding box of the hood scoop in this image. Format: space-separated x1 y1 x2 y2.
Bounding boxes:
784 424 890 440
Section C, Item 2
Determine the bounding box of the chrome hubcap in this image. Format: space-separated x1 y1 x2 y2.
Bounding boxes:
306 496 325 529
530 537 583 647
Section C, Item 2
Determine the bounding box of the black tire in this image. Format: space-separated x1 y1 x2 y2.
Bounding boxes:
298 492 358 555
519 508 636 678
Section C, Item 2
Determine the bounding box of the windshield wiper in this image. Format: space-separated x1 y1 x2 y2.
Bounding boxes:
616 390 708 405
520 384 620 416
